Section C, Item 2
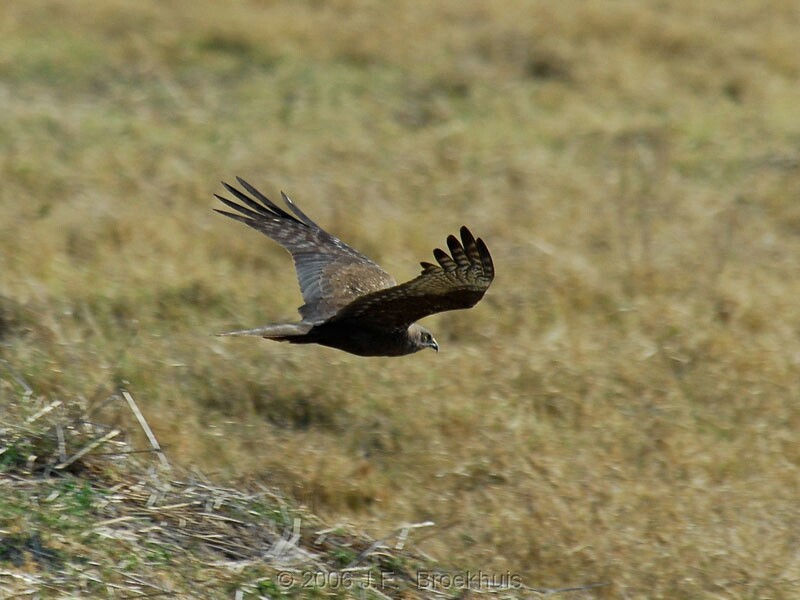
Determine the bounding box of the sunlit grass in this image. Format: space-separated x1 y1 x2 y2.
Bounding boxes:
2 0 800 597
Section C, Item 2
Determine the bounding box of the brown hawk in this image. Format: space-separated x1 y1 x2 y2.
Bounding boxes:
214 178 495 356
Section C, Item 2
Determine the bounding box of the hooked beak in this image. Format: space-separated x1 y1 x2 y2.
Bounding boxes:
429 337 439 353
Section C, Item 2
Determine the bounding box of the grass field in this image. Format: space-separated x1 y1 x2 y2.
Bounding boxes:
2 0 800 597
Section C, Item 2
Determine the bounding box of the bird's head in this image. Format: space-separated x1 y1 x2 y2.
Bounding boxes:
408 324 439 353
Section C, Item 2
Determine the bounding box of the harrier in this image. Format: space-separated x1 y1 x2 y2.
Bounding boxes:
214 178 494 356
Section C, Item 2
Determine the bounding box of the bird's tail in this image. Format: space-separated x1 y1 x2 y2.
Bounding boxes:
217 322 313 341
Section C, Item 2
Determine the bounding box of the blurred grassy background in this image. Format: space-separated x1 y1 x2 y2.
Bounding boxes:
2 0 800 597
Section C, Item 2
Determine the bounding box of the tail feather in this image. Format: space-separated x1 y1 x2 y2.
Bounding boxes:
217 322 312 340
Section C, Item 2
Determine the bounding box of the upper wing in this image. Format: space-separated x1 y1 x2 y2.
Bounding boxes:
329 226 494 330
214 178 396 322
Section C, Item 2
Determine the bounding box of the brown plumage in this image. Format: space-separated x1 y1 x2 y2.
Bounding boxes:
214 178 495 356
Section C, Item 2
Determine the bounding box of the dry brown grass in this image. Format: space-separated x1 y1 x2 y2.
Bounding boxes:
1 390 457 598
2 0 800 597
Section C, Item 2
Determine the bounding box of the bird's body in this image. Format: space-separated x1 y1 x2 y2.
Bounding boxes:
214 179 494 356
240 320 426 357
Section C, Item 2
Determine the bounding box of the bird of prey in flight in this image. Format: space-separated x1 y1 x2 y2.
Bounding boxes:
214 178 494 356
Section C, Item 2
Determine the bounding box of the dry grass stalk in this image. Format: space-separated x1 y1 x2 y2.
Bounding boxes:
121 389 171 470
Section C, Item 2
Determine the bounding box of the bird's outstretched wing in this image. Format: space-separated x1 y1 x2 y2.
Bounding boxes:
330 226 494 330
214 178 396 322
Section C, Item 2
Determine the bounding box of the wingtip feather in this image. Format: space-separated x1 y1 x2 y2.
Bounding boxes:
280 190 318 228
476 237 494 274
433 247 457 270
459 226 477 248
